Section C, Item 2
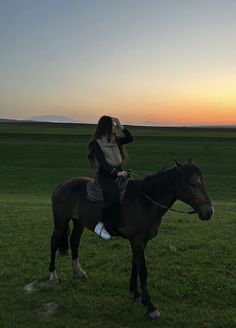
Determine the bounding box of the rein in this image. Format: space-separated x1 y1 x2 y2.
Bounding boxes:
143 193 196 214
127 169 196 215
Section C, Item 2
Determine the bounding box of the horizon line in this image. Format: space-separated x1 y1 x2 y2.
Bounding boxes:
0 117 236 128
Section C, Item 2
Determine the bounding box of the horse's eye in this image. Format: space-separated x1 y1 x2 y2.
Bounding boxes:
190 182 197 188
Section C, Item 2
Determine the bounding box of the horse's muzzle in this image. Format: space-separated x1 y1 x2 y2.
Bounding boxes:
198 204 214 221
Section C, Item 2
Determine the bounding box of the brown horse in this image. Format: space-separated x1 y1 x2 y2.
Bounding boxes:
49 160 213 319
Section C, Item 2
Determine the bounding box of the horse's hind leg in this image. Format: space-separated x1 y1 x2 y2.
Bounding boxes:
49 232 59 283
49 216 69 283
70 219 88 278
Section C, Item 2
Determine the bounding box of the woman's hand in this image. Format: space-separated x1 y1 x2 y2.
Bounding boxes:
112 117 124 130
117 170 128 177
112 117 121 126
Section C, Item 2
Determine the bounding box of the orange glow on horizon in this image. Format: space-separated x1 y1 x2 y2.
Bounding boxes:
129 105 236 125
69 103 236 125
15 85 236 126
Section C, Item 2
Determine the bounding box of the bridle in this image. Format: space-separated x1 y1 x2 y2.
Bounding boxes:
178 175 212 213
127 169 210 216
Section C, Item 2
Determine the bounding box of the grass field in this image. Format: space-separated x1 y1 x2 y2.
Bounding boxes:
0 123 235 328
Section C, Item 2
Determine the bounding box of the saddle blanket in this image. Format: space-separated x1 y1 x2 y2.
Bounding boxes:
86 173 129 202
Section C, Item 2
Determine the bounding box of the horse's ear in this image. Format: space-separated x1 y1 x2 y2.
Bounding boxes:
188 158 197 167
175 160 184 170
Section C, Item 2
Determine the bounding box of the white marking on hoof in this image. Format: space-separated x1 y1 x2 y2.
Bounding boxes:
23 280 38 294
39 302 58 317
133 296 142 304
77 269 88 279
24 279 58 294
49 271 59 284
72 259 88 279
148 309 161 319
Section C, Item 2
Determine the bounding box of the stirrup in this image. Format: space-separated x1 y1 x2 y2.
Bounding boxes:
94 222 111 240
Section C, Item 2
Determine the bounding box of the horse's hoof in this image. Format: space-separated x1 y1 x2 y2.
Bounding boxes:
74 270 88 279
79 271 88 279
133 296 142 304
49 278 60 285
49 271 60 284
148 309 161 319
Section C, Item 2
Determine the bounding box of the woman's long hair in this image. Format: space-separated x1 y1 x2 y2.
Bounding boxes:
88 115 127 167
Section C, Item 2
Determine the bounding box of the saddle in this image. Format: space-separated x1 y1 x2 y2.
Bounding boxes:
86 173 129 202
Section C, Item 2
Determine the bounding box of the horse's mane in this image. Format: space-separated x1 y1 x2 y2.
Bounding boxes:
141 165 179 198
140 162 203 199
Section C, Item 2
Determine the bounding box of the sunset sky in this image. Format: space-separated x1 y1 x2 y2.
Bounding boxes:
0 0 235 125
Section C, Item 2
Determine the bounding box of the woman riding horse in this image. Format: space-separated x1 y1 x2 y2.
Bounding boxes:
49 159 213 319
88 115 133 240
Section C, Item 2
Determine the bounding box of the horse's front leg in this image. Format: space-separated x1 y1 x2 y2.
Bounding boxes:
129 257 141 302
131 239 160 319
129 239 148 302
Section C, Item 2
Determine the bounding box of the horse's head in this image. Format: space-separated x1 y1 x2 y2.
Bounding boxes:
175 160 214 220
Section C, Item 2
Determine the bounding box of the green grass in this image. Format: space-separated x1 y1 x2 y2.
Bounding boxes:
0 123 235 328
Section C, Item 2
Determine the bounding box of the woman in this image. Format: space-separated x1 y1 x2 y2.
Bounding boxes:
88 115 134 240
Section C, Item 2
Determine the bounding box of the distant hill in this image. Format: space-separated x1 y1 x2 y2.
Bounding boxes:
26 115 79 123
0 118 19 123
